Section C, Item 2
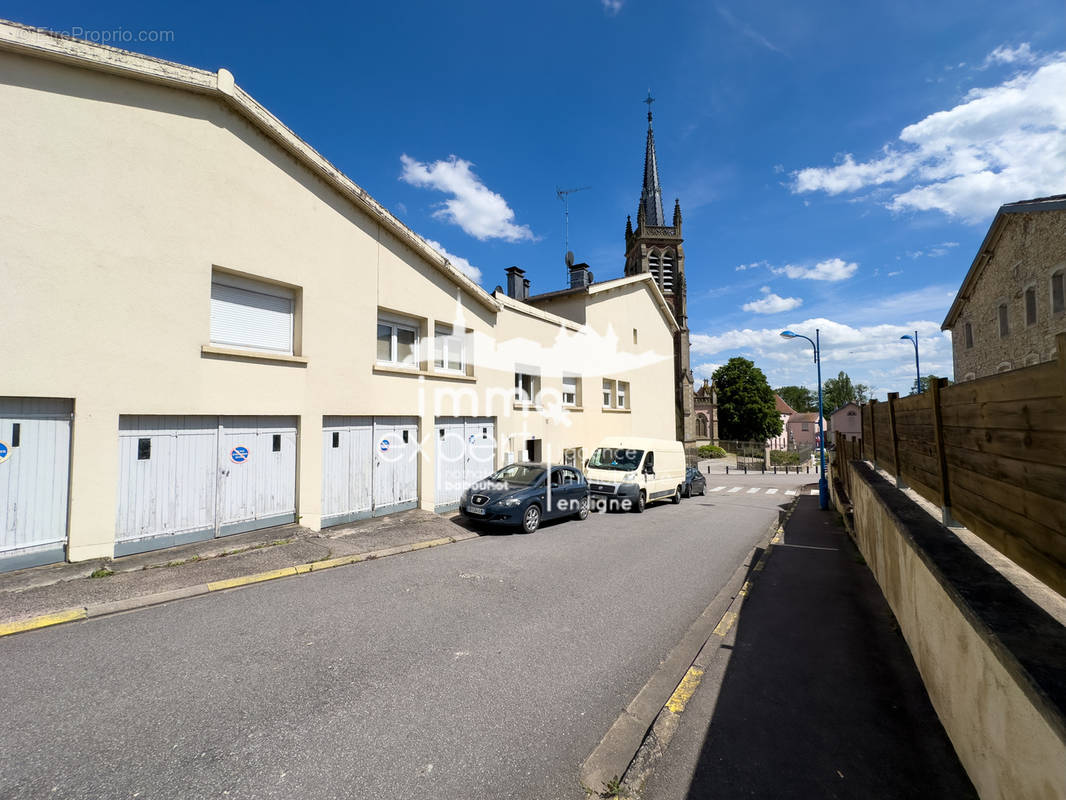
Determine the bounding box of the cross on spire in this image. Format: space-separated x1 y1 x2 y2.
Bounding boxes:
640 91 664 226
644 90 655 123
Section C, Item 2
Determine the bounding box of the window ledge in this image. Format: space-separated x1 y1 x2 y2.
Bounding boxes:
513 402 543 411
562 405 584 413
373 364 477 382
602 407 632 414
202 345 308 365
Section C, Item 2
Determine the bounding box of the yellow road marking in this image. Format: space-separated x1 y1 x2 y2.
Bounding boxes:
739 580 752 597
0 607 87 637
665 667 705 714
207 567 298 591
713 610 738 636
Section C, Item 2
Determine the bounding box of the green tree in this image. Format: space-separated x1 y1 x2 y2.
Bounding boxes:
774 385 816 413
911 374 952 394
713 358 783 442
822 371 857 412
855 383 872 404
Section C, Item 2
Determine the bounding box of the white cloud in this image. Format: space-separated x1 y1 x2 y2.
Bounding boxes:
422 238 482 283
791 47 1066 223
601 0 623 14
742 287 803 314
984 43 1035 67
772 257 858 281
693 362 722 382
400 154 534 242
735 260 769 272
690 317 954 396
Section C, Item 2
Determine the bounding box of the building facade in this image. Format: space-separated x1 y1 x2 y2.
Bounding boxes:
693 380 718 444
942 196 1066 381
621 100 697 446
0 23 678 570
785 413 825 450
767 394 794 451
829 402 862 442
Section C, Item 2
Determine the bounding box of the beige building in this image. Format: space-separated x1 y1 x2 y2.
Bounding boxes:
0 21 678 571
942 195 1066 380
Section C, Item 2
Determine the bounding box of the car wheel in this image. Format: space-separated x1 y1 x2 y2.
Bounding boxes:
574 496 590 521
634 491 646 513
520 504 540 534
672 485 682 504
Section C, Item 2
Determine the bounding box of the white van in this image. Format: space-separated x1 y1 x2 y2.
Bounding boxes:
585 437 687 512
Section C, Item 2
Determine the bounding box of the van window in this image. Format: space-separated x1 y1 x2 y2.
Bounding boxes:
588 448 643 471
644 452 655 473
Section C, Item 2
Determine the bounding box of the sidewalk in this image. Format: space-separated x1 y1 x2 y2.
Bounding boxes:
627 489 978 799
0 510 477 635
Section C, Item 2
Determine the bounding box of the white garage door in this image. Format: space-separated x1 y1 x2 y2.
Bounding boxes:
0 398 72 572
434 417 496 511
116 415 297 555
321 416 419 527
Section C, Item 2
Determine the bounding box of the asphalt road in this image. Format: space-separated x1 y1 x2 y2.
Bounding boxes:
0 474 806 800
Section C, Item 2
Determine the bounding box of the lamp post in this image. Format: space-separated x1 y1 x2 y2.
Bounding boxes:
780 329 828 510
900 331 921 394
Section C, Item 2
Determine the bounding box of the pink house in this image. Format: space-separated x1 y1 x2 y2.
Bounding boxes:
786 412 826 449
767 394 794 451
830 402 862 441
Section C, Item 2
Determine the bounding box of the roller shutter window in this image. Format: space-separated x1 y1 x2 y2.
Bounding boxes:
210 273 294 355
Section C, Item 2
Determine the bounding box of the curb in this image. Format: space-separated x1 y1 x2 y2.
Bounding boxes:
0 531 479 640
581 496 800 798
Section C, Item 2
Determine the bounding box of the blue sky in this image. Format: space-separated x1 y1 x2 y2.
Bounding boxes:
7 0 1065 398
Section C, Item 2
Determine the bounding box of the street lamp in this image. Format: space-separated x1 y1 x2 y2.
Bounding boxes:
780 329 828 510
900 331 921 394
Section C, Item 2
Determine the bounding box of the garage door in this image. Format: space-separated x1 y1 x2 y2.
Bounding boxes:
116 415 297 555
434 417 495 512
321 416 419 527
0 398 72 572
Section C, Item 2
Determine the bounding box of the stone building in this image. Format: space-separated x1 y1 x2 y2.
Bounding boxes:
693 380 718 443
622 97 698 446
942 195 1066 380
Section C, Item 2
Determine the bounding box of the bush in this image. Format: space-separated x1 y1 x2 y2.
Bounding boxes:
770 450 802 466
698 445 727 459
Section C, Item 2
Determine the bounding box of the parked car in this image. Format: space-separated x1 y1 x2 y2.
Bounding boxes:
585 437 686 512
682 466 706 497
459 463 590 533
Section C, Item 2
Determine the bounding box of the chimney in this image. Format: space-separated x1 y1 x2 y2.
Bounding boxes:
505 266 528 301
568 262 593 289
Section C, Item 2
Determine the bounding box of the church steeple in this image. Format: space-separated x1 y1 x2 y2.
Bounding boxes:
640 92 665 227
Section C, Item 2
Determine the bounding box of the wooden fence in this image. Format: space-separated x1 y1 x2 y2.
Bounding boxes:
836 331 1066 598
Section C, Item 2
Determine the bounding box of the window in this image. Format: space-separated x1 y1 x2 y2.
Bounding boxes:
137 438 151 460
998 303 1009 338
10 423 19 448
602 379 614 408
272 434 282 452
210 271 295 355
515 370 540 404
332 432 340 448
1053 270 1065 314
434 323 464 373
377 315 418 367
964 322 973 349
802 422 810 431
617 381 629 409
1025 287 1037 326
562 375 579 406
661 251 674 293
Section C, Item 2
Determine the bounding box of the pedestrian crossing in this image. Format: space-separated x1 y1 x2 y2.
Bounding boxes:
707 486 808 497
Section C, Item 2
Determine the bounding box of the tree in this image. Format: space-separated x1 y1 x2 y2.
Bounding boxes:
911 374 952 394
855 383 872 404
775 385 816 413
713 358 783 442
822 371 857 412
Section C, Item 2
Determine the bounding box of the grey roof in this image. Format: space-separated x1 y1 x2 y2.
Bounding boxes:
640 112 665 227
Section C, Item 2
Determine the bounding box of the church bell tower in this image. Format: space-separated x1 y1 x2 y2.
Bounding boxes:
624 94 696 445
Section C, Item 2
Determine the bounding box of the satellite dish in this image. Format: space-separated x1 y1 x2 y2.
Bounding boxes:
565 251 575 267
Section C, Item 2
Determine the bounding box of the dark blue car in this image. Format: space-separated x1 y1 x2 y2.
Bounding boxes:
459 463 590 533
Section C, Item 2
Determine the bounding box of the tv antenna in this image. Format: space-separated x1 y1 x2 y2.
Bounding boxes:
556 185 590 276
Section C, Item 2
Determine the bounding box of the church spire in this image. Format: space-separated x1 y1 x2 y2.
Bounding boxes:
640 91 665 227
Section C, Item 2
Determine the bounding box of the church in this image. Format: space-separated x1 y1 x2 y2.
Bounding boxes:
622 97 701 449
